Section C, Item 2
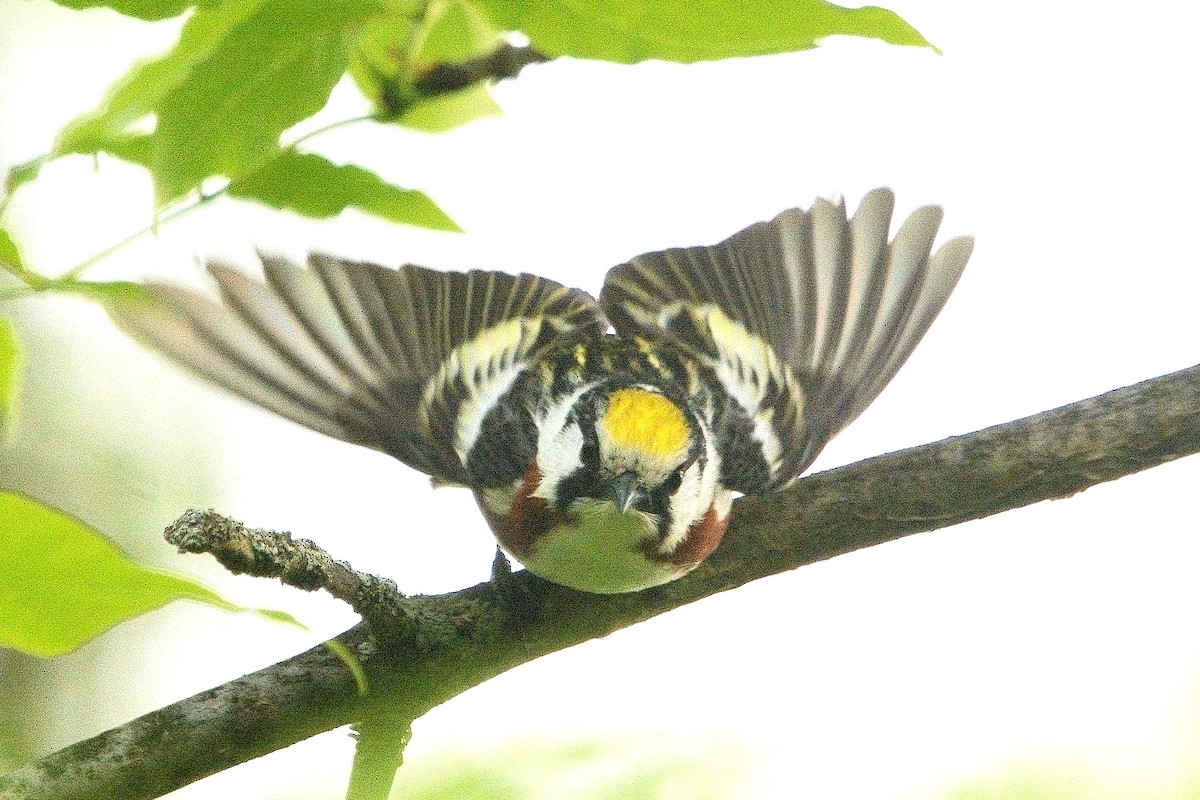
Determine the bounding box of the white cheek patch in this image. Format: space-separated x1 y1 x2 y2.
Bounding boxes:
532 382 594 501
660 426 725 554
533 420 584 500
660 461 705 554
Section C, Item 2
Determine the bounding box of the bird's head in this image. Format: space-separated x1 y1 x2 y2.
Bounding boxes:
514 381 729 592
593 385 698 511
535 384 704 515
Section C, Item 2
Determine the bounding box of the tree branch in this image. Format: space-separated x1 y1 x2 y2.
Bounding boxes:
3 363 1199 800
164 511 418 646
414 44 552 96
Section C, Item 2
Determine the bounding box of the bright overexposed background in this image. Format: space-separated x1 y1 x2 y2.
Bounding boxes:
2 1 1200 798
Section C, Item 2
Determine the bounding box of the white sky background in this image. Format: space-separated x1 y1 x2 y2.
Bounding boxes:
2 1 1200 798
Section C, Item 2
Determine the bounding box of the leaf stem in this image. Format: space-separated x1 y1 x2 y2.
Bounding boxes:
56 187 222 283
284 113 379 149
51 113 377 285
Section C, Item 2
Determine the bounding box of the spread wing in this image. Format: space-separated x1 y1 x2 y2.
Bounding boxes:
109 254 607 486
599 187 974 493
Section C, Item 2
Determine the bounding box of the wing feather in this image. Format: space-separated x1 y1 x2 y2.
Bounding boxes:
109 255 606 485
258 255 388 388
600 187 973 492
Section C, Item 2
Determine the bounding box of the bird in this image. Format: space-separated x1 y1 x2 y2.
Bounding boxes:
108 187 973 594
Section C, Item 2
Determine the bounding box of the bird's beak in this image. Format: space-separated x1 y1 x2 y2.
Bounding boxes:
608 471 641 514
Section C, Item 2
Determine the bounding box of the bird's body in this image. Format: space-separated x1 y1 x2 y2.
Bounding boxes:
473 335 731 593
110 188 974 593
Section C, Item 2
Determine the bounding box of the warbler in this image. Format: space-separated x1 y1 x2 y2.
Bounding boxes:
111 188 973 594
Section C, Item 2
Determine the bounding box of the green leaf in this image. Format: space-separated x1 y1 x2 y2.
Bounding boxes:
0 229 24 274
228 150 461 231
100 134 155 170
56 0 380 204
0 319 21 434
0 227 42 289
0 491 302 657
4 156 51 196
348 9 420 116
401 83 501 133
474 0 936 64
47 0 195 21
415 0 502 65
349 1 502 125
56 0 266 157
152 0 377 202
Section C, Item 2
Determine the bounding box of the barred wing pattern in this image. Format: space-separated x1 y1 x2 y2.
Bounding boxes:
599 188 974 493
110 255 607 485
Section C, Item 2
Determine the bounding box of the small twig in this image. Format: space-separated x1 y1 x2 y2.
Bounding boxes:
415 43 553 95
56 113 376 285
56 190 223 284
164 509 416 644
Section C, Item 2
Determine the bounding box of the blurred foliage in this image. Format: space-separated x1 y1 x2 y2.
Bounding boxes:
944 759 1200 800
0 226 43 291
45 0 198 20
475 0 937 63
379 736 748 800
0 287 243 767
6 0 934 241
226 151 461 231
414 0 500 65
947 761 1103 800
52 0 390 206
943 677 1200 800
0 490 301 657
13 0 453 228
350 0 505 129
0 229 22 271
0 318 19 435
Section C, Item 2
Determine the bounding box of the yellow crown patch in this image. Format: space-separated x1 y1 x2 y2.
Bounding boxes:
601 388 690 458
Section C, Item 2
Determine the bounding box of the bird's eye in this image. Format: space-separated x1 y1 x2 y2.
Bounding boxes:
661 471 683 494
